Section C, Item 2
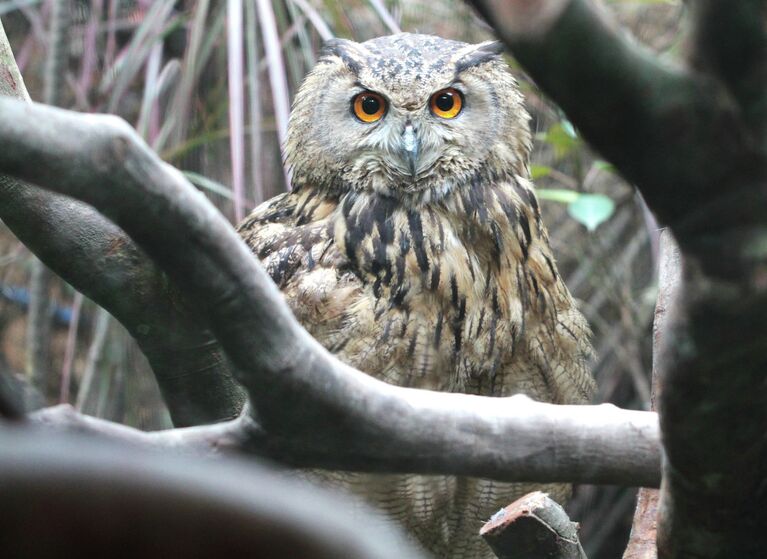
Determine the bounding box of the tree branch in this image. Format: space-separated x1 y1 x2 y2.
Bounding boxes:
655 236 767 557
0 20 244 426
623 488 659 559
31 398 659 486
0 96 661 487
469 0 763 269
480 491 588 559
690 0 767 141
468 3 767 557
0 425 425 559
622 231 679 559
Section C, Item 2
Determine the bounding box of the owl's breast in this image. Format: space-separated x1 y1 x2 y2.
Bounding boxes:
239 182 594 404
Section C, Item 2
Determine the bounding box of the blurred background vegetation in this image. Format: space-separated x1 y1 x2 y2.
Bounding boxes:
0 0 682 556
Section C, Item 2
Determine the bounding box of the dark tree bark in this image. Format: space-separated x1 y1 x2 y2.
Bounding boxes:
0 425 425 559
623 231 679 559
467 1 767 557
0 21 245 426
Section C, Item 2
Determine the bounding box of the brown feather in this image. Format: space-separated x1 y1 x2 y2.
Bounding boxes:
237 32 595 559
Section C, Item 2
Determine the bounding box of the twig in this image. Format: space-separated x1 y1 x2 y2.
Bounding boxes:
25 0 70 397
622 488 659 559
0 21 245 426
256 0 292 188
25 260 54 395
58 291 83 403
227 0 246 221
75 307 111 411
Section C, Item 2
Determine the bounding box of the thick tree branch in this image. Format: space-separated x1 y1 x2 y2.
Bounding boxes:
623 488 659 559
0 425 424 559
655 238 767 557
622 231 679 559
690 1 767 141
31 398 660 486
470 3 767 557
469 0 764 273
0 20 244 425
480 491 588 559
0 97 661 487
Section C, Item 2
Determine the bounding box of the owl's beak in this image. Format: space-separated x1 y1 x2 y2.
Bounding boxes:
401 123 420 178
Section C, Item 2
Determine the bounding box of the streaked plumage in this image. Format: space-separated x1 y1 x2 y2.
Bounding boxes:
238 33 595 558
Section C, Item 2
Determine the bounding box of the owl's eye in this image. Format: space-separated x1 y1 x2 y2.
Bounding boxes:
429 88 463 119
352 91 387 123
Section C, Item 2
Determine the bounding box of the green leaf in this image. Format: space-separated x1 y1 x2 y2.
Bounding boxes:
183 171 234 200
567 194 616 231
536 188 580 204
530 165 552 180
593 160 616 173
560 119 577 139
538 122 581 158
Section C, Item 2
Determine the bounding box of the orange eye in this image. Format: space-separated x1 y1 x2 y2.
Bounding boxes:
352 91 387 123
429 88 463 119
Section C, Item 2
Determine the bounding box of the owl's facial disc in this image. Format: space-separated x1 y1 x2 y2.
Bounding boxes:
351 90 470 191
285 34 531 202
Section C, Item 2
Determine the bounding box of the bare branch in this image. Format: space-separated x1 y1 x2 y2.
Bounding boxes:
0 97 661 487
623 489 659 559
655 234 767 556
622 231 678 559
469 0 761 257
463 5 767 557
24 0 71 393
690 1 767 139
0 20 244 426
0 425 425 559
480 491 588 559
31 393 660 486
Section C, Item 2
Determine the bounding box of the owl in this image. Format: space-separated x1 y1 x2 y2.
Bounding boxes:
238 33 595 559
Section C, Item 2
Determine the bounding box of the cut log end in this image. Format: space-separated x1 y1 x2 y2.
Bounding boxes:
480 491 587 559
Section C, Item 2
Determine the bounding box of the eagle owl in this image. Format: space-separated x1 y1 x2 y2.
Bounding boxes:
238 33 595 559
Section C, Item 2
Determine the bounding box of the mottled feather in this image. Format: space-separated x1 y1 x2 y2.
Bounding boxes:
238 32 594 559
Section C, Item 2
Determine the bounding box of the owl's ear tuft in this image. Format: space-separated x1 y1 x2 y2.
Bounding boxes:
319 39 365 75
454 40 505 74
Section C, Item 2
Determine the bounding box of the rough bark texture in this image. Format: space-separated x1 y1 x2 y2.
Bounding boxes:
30 399 659 486
480 491 587 559
466 1 767 557
623 489 659 559
622 232 680 559
0 20 245 426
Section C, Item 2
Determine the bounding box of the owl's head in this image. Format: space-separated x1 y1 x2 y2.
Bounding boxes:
285 33 531 204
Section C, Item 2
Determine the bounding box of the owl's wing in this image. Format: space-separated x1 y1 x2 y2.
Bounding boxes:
237 189 363 346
